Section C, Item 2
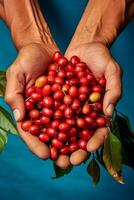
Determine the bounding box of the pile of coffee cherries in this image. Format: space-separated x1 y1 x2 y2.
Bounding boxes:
21 51 106 160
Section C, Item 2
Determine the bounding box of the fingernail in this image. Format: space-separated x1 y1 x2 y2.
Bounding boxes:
13 109 20 121
106 104 114 116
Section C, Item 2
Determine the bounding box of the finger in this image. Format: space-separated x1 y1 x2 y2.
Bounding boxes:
17 123 50 159
55 155 71 169
87 127 107 152
103 61 122 116
70 149 88 166
5 68 25 121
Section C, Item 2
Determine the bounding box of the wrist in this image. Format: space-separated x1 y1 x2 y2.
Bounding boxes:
69 0 126 49
3 0 58 51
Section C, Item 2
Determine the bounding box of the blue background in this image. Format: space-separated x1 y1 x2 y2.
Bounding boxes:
0 0 134 199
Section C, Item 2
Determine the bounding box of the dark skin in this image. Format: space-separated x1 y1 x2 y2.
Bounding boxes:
0 0 134 168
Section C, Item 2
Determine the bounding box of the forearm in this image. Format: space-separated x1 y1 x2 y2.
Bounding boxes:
69 0 134 48
0 0 57 51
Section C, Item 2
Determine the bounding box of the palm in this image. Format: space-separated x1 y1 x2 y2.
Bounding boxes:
64 42 121 166
66 43 112 78
6 44 57 160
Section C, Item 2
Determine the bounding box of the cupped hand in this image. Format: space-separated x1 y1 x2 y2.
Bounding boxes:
5 43 58 160
55 42 122 168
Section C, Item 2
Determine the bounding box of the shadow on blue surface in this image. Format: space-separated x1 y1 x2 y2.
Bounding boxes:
0 0 134 200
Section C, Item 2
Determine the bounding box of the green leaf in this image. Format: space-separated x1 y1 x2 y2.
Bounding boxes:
0 106 18 135
103 128 124 184
0 128 8 144
52 163 73 179
115 112 134 169
0 128 8 153
0 71 6 97
87 158 100 186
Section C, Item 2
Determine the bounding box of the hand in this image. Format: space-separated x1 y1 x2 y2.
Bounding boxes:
55 42 121 168
5 43 57 160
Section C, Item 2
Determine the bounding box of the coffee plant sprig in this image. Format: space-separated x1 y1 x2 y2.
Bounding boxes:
0 63 134 186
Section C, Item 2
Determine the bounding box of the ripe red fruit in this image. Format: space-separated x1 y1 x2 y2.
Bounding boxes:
69 143 78 152
48 71 56 76
40 116 50 124
34 119 41 126
39 133 49 143
47 128 57 137
78 139 87 150
69 78 79 86
54 110 63 119
49 63 58 72
70 55 80 65
54 100 61 110
29 109 40 119
59 104 67 111
76 62 86 69
57 69 66 78
62 84 70 93
31 93 42 102
29 125 40 135
58 132 68 142
79 77 89 85
68 127 77 136
26 86 35 97
50 146 58 160
42 84 52 96
79 86 90 95
43 96 54 108
72 99 80 110
21 120 32 131
51 138 63 149
65 63 74 72
77 71 86 79
93 102 102 112
53 90 64 100
54 77 64 85
69 136 77 143
25 100 34 111
42 107 53 117
53 51 62 62
85 116 94 126
90 111 97 119
69 86 78 97
92 85 103 93
76 118 86 128
82 104 92 115
47 75 55 84
96 117 106 127
66 118 76 126
58 57 68 67
81 129 93 140
75 65 83 73
63 95 73 105
87 73 95 82
52 83 61 92
64 107 73 119
79 93 87 101
60 146 70 155
59 122 69 131
98 76 106 87
66 71 74 79
51 120 60 130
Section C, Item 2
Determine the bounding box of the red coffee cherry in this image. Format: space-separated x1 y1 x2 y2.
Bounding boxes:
50 146 58 160
53 51 62 62
21 120 32 131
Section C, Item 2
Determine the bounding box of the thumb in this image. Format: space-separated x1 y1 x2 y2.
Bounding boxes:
5 68 25 121
103 61 122 116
